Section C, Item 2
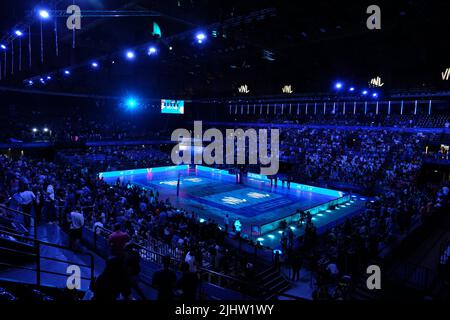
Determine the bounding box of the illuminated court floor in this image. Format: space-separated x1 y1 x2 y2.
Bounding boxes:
101 166 361 237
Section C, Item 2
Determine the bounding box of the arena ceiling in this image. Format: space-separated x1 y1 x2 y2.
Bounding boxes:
0 0 449 100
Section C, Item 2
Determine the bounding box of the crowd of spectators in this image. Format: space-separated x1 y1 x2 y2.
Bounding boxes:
56 145 172 172
0 153 258 300
1 110 450 300
228 112 450 129
284 168 449 300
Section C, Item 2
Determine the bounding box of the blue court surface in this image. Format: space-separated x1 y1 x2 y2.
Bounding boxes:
100 166 361 238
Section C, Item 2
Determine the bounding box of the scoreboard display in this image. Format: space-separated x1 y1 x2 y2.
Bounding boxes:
161 99 185 114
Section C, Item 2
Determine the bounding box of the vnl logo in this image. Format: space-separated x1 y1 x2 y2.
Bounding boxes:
238 84 250 93
442 68 450 80
369 76 384 87
171 121 280 175
282 85 293 94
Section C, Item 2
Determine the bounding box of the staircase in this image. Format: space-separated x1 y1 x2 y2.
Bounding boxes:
257 266 291 299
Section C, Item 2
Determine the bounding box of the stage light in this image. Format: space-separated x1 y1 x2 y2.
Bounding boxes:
196 32 206 43
28 80 33 85
32 128 38 132
43 128 49 132
147 46 157 55
335 82 343 89
14 30 23 37
290 226 296 231
372 92 378 98
39 78 45 83
0 44 6 50
46 76 51 80
39 10 50 19
64 70 70 75
125 97 139 109
267 234 275 239
169 46 173 51
257 237 264 242
362 90 368 95
125 50 135 60
349 87 355 92
199 218 205 223
91 61 99 68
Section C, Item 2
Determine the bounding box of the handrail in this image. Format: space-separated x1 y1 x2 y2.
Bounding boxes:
0 229 95 286
0 204 37 239
0 204 32 217
93 225 257 297
1 228 92 254
94 225 248 281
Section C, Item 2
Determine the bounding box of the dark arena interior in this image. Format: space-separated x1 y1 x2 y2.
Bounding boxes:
0 0 450 309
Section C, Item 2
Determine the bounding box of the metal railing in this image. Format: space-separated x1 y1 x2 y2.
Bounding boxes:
0 204 37 240
0 229 95 288
391 262 436 292
92 225 258 299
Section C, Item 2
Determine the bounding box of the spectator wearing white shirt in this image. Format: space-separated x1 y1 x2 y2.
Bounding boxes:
43 182 56 223
68 207 85 250
18 186 36 230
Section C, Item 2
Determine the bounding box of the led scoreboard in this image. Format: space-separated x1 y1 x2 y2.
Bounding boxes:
161 99 185 114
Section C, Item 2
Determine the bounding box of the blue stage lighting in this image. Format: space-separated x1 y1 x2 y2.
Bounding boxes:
46 76 52 80
91 61 99 68
1 44 6 50
362 90 368 95
349 87 355 92
335 82 343 89
64 70 70 75
126 50 135 60
39 10 50 19
125 98 139 109
147 46 157 55
28 80 33 85
372 92 378 98
196 32 206 43
15 30 23 37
